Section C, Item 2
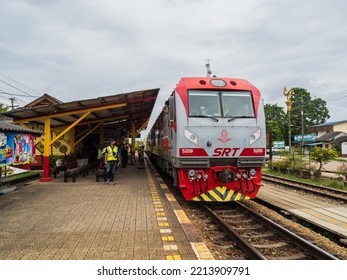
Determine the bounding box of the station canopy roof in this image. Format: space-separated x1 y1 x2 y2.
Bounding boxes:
0 88 160 137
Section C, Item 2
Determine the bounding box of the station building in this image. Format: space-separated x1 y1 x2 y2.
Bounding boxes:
0 88 159 181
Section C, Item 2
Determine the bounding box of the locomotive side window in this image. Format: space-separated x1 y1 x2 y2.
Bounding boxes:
221 91 255 118
169 95 175 122
188 91 221 117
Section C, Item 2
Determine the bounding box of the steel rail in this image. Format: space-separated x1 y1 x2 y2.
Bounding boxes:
263 174 347 202
202 203 339 260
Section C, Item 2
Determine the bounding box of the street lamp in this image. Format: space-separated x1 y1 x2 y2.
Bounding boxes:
284 86 294 153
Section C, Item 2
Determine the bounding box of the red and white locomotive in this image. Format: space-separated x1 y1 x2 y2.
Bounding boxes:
146 76 266 202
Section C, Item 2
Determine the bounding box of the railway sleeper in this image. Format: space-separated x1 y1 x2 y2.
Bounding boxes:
217 244 234 249
234 224 263 231
270 253 309 260
340 239 347 246
247 232 276 239
252 242 289 249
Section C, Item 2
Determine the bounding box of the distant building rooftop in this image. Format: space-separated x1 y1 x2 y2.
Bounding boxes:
314 131 347 143
309 120 347 128
0 121 41 135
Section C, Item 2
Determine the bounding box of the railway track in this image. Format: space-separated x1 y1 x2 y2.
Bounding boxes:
201 202 339 260
262 174 347 203
150 162 346 259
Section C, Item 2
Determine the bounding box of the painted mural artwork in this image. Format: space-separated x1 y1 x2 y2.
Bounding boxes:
0 132 37 165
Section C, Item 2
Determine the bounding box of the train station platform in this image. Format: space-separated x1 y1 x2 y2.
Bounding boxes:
0 160 214 260
257 184 347 243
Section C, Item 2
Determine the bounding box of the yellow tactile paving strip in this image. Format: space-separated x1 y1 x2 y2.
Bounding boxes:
146 167 182 260
146 163 214 260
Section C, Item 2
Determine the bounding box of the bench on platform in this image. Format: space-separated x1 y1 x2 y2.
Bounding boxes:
79 162 98 177
64 167 80 182
52 165 67 178
63 161 98 182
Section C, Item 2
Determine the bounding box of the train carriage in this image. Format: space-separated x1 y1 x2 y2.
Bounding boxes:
146 76 266 202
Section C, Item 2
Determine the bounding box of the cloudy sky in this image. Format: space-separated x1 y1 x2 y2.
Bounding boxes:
1 0 346 131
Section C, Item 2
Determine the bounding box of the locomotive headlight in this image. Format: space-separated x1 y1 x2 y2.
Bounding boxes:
184 128 198 145
250 129 261 145
210 79 227 87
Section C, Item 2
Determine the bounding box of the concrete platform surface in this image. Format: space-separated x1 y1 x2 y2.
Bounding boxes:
0 161 213 260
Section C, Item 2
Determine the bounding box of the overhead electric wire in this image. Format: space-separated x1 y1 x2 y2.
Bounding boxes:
324 89 347 102
0 73 41 97
0 78 39 98
0 74 42 108
0 90 40 98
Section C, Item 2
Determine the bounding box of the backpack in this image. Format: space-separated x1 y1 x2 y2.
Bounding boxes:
99 150 106 169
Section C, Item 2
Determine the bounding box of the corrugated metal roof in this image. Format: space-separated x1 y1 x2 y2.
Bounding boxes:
0 121 42 135
0 88 160 135
314 131 347 142
310 120 347 128
331 135 347 144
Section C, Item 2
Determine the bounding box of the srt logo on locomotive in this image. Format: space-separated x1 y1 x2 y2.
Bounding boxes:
217 129 231 143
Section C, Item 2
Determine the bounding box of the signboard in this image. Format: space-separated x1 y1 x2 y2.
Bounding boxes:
294 133 316 142
273 141 285 148
0 132 37 165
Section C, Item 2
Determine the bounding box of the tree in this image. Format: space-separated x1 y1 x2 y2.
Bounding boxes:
264 104 286 141
0 103 7 113
289 88 330 137
310 147 338 172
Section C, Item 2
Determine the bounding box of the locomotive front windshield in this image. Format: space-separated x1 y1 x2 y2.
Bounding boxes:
188 90 255 118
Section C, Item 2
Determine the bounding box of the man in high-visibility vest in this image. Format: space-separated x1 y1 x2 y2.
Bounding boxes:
97 144 104 160
104 139 119 185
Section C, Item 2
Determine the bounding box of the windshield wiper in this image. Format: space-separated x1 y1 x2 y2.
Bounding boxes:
191 115 219 122
227 116 253 122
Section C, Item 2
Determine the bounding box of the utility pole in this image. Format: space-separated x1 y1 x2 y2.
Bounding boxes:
301 94 304 154
9 97 17 110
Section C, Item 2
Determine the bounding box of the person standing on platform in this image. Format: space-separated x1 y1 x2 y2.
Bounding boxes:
97 144 104 159
138 145 145 169
129 146 135 165
97 144 104 161
97 144 106 170
104 139 119 185
120 144 128 168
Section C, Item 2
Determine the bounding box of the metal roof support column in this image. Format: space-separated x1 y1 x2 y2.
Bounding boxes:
40 117 52 182
131 122 135 149
100 125 104 145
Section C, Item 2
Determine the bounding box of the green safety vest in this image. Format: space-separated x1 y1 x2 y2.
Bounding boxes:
97 148 103 159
